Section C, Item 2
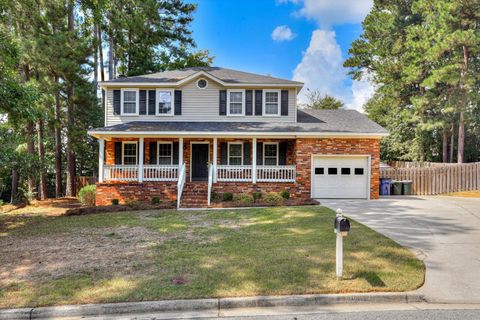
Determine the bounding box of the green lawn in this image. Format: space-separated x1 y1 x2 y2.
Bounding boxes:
0 204 424 308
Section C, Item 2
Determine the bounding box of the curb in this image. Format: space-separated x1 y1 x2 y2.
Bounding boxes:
0 292 424 319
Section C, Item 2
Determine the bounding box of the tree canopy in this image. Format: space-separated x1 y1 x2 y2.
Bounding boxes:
303 90 344 110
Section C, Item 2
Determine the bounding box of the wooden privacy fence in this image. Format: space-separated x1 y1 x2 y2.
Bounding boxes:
380 162 480 195
75 176 97 194
388 161 458 168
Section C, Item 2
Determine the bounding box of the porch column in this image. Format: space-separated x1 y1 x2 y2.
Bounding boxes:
138 137 144 182
213 137 218 182
252 137 257 183
98 138 104 183
179 137 184 165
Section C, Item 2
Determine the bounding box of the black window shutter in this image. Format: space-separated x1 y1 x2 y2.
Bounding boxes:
114 142 122 164
256 142 263 165
149 142 157 164
172 142 179 164
219 90 227 115
243 142 251 165
148 90 156 115
281 90 288 116
245 90 253 115
174 90 182 115
139 90 147 115
113 90 121 115
279 141 287 165
255 90 262 115
220 142 228 164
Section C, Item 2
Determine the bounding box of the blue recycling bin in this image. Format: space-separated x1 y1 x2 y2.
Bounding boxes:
380 178 392 196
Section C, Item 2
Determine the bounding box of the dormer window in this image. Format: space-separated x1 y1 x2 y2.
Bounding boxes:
121 89 139 115
263 90 280 116
156 90 173 116
227 90 245 116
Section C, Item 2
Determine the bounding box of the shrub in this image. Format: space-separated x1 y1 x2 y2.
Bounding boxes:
279 190 290 200
78 185 96 206
264 192 284 206
252 192 262 201
233 193 254 206
125 199 139 208
111 199 120 205
222 192 233 201
211 192 220 202
151 196 161 205
0 199 4 206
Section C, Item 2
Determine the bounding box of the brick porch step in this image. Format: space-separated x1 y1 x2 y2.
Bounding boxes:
180 182 209 208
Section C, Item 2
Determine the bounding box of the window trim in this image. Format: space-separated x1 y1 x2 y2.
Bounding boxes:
262 89 281 116
226 89 245 116
263 142 279 166
196 78 208 89
227 142 243 165
155 89 174 117
120 88 139 116
121 141 138 165
157 141 173 165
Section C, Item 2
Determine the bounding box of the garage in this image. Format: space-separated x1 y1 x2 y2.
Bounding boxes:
311 155 370 199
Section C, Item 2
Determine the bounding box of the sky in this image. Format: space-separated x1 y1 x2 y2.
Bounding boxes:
186 0 374 112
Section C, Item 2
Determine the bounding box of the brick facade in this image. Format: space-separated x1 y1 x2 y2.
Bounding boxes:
96 181 177 206
294 138 380 199
97 137 381 206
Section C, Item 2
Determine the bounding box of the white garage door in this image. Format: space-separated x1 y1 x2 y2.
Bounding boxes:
312 156 369 199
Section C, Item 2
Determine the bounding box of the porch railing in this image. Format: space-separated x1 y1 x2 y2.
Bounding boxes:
104 165 138 181
104 165 179 182
257 165 296 182
217 165 253 182
143 164 179 181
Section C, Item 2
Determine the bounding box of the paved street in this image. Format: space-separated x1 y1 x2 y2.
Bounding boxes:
321 196 480 303
67 303 480 320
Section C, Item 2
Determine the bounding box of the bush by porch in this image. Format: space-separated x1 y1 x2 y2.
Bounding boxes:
0 202 424 308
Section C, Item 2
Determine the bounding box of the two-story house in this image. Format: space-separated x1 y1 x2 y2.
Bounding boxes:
88 67 388 208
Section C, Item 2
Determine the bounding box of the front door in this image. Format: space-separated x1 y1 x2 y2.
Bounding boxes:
191 143 209 181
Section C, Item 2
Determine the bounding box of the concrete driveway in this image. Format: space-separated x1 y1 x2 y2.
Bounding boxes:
321 196 480 303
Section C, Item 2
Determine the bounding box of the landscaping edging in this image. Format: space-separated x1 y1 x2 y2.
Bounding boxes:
0 292 425 319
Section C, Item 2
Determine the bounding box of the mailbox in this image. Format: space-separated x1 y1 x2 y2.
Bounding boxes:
334 215 350 236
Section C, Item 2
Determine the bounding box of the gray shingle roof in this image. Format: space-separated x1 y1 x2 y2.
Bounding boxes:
102 66 303 86
90 109 388 135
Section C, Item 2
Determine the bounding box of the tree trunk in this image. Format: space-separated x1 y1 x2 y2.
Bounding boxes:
450 123 455 163
54 75 63 197
93 23 98 87
98 24 105 81
65 0 76 197
26 121 36 201
442 126 448 163
108 32 114 79
457 111 465 163
10 169 18 204
36 119 48 200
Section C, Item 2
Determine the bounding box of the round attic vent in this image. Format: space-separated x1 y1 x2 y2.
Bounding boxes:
197 78 208 89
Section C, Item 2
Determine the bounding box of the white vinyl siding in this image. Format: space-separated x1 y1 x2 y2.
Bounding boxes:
105 79 297 125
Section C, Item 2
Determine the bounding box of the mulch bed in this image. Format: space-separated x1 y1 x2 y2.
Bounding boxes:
209 198 319 208
65 198 319 215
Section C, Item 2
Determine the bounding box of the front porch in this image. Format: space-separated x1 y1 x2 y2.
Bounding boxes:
96 137 298 207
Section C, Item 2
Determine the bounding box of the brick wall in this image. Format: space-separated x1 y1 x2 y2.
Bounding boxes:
295 138 380 199
96 181 177 206
212 182 298 197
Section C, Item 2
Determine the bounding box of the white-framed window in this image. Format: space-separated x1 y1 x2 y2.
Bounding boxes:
263 90 280 116
227 89 245 116
197 78 208 89
156 89 174 116
228 142 243 165
157 142 173 165
263 142 278 166
122 141 138 165
121 89 139 115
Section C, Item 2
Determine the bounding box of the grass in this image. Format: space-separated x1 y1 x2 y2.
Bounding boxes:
445 190 480 197
0 201 425 308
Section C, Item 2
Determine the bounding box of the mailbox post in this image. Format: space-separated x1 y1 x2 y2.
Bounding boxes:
334 208 350 279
